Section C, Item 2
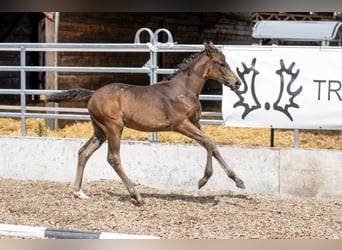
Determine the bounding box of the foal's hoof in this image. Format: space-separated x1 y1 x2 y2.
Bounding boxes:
132 198 145 206
198 178 208 190
235 177 245 189
73 190 89 199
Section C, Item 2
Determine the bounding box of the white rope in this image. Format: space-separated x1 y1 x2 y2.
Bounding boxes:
0 224 159 239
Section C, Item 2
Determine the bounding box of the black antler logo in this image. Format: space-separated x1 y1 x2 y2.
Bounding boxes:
273 59 302 121
234 58 261 119
233 58 302 121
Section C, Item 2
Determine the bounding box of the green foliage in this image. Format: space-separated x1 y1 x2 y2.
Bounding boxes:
35 121 47 137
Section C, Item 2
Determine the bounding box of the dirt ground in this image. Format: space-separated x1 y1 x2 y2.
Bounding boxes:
0 178 341 239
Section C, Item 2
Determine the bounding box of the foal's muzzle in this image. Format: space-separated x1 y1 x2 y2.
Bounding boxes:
225 79 241 91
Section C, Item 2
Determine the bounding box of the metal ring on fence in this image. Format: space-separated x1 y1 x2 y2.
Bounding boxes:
153 28 174 45
134 28 154 44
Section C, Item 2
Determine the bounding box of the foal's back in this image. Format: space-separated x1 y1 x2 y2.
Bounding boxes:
87 81 199 132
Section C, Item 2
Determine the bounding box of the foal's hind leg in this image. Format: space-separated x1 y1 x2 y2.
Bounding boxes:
73 121 106 199
106 125 144 206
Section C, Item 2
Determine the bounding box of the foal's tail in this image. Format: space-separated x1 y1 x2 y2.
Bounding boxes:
46 88 95 103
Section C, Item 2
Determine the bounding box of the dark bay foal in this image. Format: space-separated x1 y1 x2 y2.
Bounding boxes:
48 41 245 205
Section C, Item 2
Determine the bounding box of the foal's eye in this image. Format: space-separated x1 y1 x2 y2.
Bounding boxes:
217 61 225 67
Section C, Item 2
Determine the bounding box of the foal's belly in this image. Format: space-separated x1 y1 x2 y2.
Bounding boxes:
122 110 172 132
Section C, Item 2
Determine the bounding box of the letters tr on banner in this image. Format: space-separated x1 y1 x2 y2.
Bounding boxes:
222 46 342 130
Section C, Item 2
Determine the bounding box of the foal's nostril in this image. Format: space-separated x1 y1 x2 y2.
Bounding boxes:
235 80 241 89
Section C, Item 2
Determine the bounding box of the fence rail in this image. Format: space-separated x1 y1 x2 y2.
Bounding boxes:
0 28 224 140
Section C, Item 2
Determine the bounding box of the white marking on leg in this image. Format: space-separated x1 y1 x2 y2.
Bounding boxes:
73 190 89 199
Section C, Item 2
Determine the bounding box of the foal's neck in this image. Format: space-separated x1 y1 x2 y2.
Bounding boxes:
173 53 209 97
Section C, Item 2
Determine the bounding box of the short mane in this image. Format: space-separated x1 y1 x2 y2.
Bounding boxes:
167 50 205 80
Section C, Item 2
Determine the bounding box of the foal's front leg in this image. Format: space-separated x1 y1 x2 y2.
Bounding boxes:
198 147 214 189
176 120 216 189
213 149 245 189
176 119 245 189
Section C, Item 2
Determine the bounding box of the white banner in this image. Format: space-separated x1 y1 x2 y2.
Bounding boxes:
222 46 342 129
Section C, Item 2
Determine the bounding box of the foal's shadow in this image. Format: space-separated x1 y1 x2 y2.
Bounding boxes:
106 191 252 207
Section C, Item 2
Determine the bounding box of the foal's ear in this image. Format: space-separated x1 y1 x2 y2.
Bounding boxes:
204 40 218 57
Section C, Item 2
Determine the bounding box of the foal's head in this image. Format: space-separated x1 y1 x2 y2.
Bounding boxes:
203 41 241 91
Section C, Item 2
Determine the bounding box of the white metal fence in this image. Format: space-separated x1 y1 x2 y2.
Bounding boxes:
0 28 223 141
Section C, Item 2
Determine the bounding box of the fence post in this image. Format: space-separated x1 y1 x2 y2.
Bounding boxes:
149 47 158 142
294 129 300 148
20 46 26 136
148 28 174 142
270 128 275 147
133 27 159 142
